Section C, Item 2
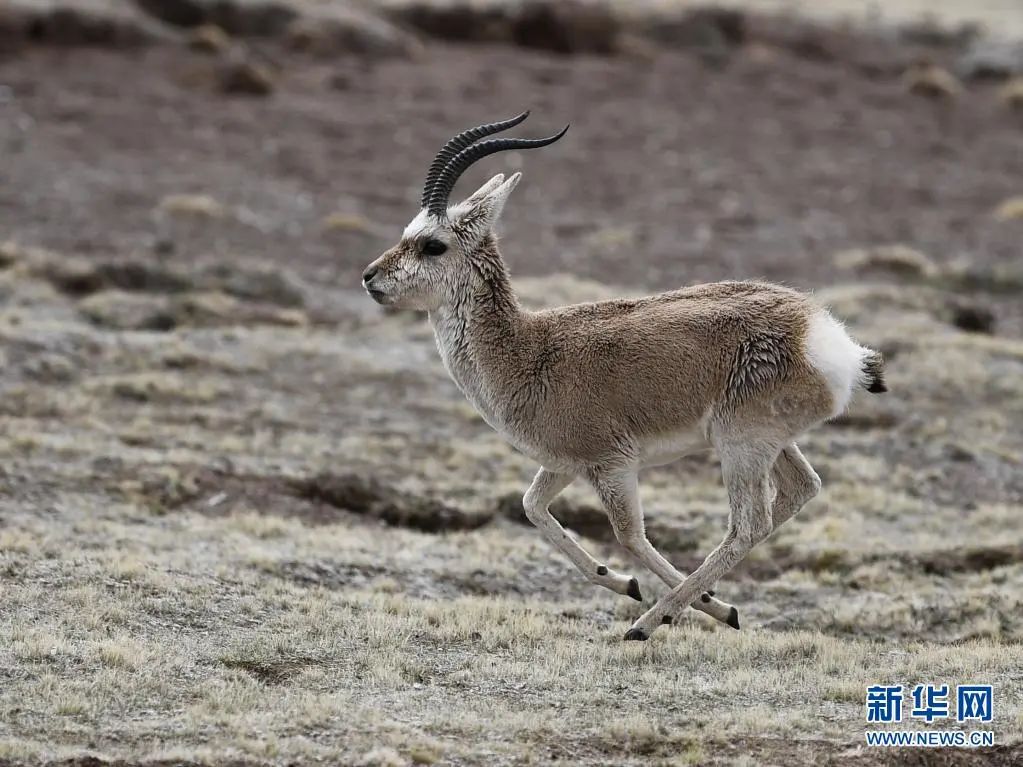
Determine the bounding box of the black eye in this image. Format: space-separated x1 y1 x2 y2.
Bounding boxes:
421 239 447 256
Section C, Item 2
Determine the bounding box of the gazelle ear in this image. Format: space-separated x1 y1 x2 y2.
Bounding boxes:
450 173 522 240
461 174 505 207
478 172 521 224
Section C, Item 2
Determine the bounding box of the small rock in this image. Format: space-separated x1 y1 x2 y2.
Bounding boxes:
187 23 229 53
219 57 274 96
903 62 962 100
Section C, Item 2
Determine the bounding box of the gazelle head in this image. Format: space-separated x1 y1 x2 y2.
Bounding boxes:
362 112 568 311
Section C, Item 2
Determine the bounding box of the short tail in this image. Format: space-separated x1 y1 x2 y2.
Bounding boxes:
861 349 887 393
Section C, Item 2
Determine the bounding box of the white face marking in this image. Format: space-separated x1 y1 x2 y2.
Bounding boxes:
402 209 444 242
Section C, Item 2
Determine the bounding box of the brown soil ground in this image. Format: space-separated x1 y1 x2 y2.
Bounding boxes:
2 37 1021 311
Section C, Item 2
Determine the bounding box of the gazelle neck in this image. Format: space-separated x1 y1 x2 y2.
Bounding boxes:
431 234 521 332
428 235 524 423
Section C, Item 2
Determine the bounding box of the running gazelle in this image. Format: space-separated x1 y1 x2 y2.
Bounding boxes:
362 112 886 640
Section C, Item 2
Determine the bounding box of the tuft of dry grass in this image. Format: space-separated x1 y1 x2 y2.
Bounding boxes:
902 62 963 100
993 196 1023 222
321 212 378 234
157 193 227 219
188 23 232 54
1000 77 1023 110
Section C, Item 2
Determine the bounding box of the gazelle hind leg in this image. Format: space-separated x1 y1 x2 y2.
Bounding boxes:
624 441 777 640
588 468 741 630
523 467 642 600
770 443 821 530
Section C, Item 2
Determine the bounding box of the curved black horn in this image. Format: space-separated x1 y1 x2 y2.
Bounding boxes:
427 126 569 217
420 111 530 209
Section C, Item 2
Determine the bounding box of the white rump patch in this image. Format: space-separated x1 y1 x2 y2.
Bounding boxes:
804 310 867 416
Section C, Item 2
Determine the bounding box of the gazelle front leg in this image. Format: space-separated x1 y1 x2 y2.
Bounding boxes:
588 468 740 630
523 467 642 600
624 444 776 640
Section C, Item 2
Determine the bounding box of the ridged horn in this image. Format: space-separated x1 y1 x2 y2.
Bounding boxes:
426 125 569 218
420 111 531 209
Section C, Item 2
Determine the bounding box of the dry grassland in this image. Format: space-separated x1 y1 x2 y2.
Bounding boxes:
1 237 1022 765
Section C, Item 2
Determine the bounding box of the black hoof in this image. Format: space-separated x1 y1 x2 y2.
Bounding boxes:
623 627 649 641
661 615 673 625
727 606 740 630
626 577 643 602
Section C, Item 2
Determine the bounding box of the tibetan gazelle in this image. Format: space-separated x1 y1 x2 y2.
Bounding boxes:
362 113 886 640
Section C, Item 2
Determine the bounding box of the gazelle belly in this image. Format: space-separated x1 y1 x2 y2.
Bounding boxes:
638 425 712 468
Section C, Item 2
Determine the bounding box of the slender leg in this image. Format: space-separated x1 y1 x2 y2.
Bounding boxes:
588 469 740 629
770 443 821 530
624 443 777 640
523 467 642 600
